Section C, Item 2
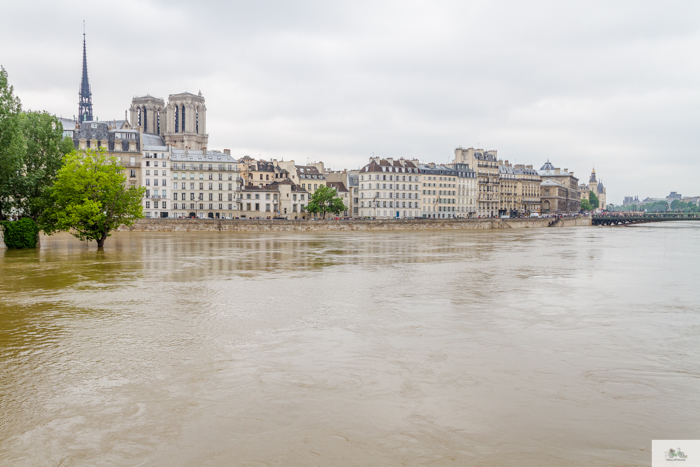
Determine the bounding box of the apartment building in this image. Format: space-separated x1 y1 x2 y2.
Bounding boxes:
170 149 241 219
514 165 541 215
358 157 421 218
499 162 517 217
453 147 500 217
239 180 309 219
450 162 478 218
141 137 171 218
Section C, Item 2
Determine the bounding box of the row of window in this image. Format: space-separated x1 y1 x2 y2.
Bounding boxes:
359 201 419 208
172 183 234 190
173 193 236 201
360 183 418 190
360 192 418 199
145 179 167 186
361 174 418 182
171 203 234 211
174 173 234 181
172 163 235 171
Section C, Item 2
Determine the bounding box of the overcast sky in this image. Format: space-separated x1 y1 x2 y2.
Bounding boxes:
2 0 700 203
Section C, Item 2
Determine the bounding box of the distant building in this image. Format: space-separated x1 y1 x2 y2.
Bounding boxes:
588 168 606 211
667 191 682 200
623 196 640 206
539 161 580 213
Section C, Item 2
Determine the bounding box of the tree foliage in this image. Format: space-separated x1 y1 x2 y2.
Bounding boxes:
15 112 72 219
40 148 146 248
0 66 23 220
589 191 600 209
305 185 347 218
580 198 593 211
0 68 72 220
0 217 40 249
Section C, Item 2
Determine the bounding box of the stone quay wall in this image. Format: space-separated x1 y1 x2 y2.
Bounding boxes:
118 217 591 232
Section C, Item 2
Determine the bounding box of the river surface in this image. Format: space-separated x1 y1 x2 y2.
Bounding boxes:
1 224 699 466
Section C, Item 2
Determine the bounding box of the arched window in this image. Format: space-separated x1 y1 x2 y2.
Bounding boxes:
181 105 185 132
174 106 179 133
196 108 199 134
143 107 148 132
157 110 160 135
137 108 142 127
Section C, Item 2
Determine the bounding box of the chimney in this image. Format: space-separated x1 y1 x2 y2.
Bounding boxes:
223 149 231 155
386 157 394 165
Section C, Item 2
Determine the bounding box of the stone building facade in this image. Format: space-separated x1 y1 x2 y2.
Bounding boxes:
539 161 580 213
358 157 422 219
169 149 240 219
130 92 208 150
514 164 541 215
587 168 606 211
453 147 500 217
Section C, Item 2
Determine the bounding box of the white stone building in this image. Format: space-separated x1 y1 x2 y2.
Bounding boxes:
169 148 241 219
358 157 421 219
141 135 171 218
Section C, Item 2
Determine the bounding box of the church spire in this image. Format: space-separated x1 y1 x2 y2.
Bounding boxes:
78 22 93 122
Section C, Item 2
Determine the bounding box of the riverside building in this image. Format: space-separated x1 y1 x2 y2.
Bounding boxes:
514 165 541 215
453 147 500 217
419 163 471 219
539 161 581 213
170 149 240 219
141 136 171 218
358 157 422 219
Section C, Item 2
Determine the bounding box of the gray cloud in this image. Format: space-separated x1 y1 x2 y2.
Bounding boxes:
2 0 700 202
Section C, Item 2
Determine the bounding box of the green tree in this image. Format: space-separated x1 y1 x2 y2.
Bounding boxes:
589 191 600 209
40 148 145 248
0 67 23 220
580 198 593 211
15 112 73 220
305 185 347 219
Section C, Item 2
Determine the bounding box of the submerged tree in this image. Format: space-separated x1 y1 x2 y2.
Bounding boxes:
41 148 145 248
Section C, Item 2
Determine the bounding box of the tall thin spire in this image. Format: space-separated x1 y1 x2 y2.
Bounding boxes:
78 21 93 122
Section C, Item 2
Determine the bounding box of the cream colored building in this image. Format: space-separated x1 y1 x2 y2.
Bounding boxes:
514 164 541 215
453 147 500 217
420 163 476 219
170 148 240 219
358 157 421 218
239 180 309 219
499 161 517 217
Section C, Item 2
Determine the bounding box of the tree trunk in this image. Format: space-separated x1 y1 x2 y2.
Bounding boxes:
96 230 108 249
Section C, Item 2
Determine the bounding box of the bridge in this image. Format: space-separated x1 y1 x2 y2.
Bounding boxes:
592 213 700 226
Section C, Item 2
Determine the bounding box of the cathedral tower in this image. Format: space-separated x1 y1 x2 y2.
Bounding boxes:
163 91 208 150
78 30 93 122
130 95 166 135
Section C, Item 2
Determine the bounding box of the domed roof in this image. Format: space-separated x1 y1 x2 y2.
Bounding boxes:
540 160 555 171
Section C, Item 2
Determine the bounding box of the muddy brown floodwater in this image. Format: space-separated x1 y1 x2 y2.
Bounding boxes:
1 224 699 466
